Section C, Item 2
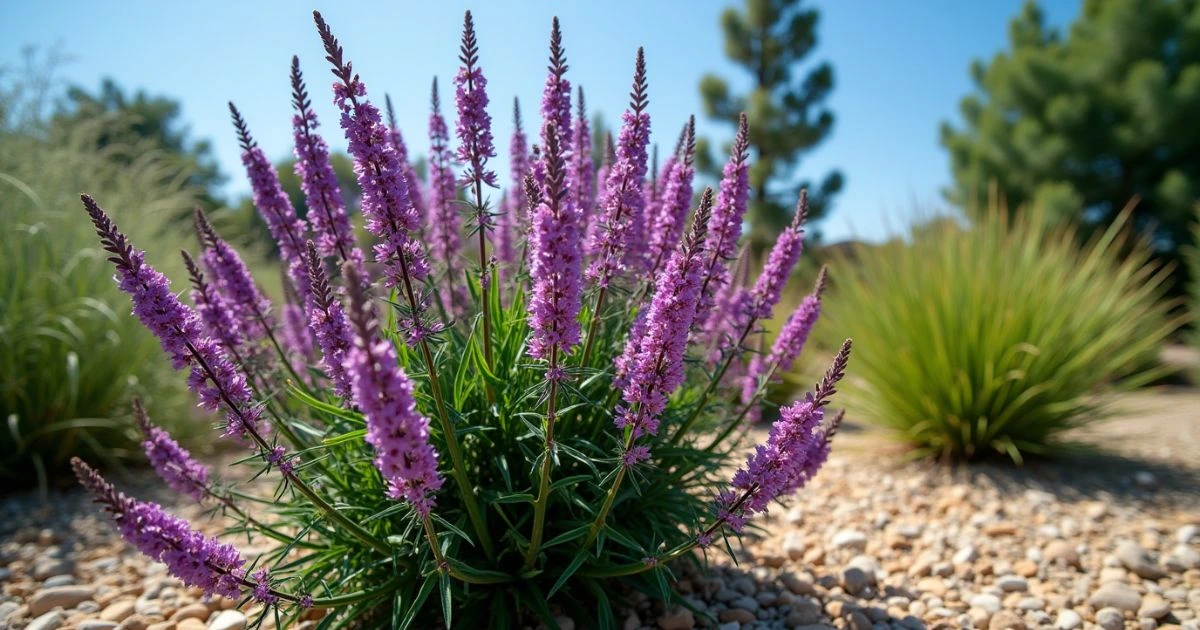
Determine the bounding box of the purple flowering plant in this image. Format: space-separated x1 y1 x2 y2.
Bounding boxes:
71 11 850 627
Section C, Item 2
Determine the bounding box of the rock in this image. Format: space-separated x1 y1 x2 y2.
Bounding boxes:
846 610 871 630
984 522 1018 537
953 545 978 565
718 608 756 624
1089 582 1142 612
1116 540 1168 579
997 575 1028 592
79 623 120 630
27 610 66 630
1016 597 1044 610
170 603 209 622
842 567 870 595
1166 544 1200 571
0 602 20 622
780 572 815 595
43 574 76 588
29 585 96 615
786 597 822 625
731 595 758 612
1043 540 1080 567
32 557 74 581
783 531 807 560
988 610 1026 630
1133 471 1157 486
1013 559 1038 577
177 622 206 630
1096 607 1124 630
1054 609 1083 630
208 610 248 630
102 600 136 622
554 615 575 630
785 505 804 525
1178 524 1199 544
717 623 739 630
657 607 694 630
832 529 867 550
970 593 1002 613
1139 595 1171 619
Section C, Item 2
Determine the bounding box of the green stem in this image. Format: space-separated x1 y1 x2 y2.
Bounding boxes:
668 319 756 446
578 287 607 367
524 347 559 569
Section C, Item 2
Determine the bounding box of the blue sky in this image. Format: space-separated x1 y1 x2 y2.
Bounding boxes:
2 0 1080 242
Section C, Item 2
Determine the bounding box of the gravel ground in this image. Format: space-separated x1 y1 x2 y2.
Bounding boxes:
2 390 1197 630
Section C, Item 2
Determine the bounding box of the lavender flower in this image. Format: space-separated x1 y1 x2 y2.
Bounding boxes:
72 458 249 601
497 98 530 269
614 188 713 456
584 48 651 288
540 18 572 154
316 12 435 344
741 267 827 421
698 113 751 314
194 209 272 346
181 250 245 361
429 78 468 318
570 86 594 214
647 116 695 274
230 103 311 298
343 265 444 517
83 195 261 440
587 131 616 250
304 241 355 398
290 57 363 273
715 340 850 529
385 94 427 226
134 398 209 502
527 123 583 361
747 191 808 321
454 11 498 191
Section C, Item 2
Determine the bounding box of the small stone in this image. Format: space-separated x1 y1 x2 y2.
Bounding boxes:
842 567 870 595
1139 595 1171 619
984 522 1018 537
79 623 119 630
32 557 74 581
176 621 205 630
208 610 247 630
554 616 575 630
783 531 807 560
953 545 978 565
846 610 871 630
101 600 136 622
1178 524 1199 544
27 610 66 630
759 553 787 568
1054 609 1083 630
785 505 804 525
1133 471 1157 486
170 604 209 623
0 602 21 622
1166 544 1200 571
717 623 739 630
970 594 1002 613
1016 597 1044 611
997 575 1028 592
832 529 868 550
780 572 815 595
786 597 822 625
1089 582 1142 612
1014 559 1038 577
1096 607 1124 630
718 608 755 624
1116 540 1168 579
731 595 758 612
29 585 96 615
988 610 1026 630
43 575 76 588
1044 540 1079 567
657 607 694 630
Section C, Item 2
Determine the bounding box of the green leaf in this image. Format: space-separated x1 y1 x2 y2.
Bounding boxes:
542 523 591 549
439 571 452 627
322 429 366 446
399 572 437 630
547 548 589 599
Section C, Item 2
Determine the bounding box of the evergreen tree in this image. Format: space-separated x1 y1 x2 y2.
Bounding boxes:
941 0 1200 261
699 0 843 245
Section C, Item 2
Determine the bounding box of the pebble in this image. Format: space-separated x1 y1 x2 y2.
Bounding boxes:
1095 607 1124 630
1138 594 1171 619
970 593 1002 613
783 531 806 560
28 585 96 615
996 575 1028 592
176 621 206 630
832 529 867 550
718 608 755 623
1089 581 1143 612
988 610 1025 629
101 600 136 622
1116 540 1168 579
952 545 978 565
656 607 693 630
1054 609 1082 629
1043 540 1080 566
841 567 870 595
208 610 248 630
26 610 65 630
79 622 120 630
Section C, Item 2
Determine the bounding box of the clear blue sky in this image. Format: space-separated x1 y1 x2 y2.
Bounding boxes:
2 0 1080 242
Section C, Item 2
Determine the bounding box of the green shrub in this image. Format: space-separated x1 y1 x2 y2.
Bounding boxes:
826 206 1183 462
1188 205 1200 379
0 113 209 485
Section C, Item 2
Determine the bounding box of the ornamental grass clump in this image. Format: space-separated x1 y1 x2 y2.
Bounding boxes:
827 204 1184 463
71 11 849 626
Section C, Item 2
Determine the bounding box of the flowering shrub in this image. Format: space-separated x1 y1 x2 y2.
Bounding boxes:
71 11 849 626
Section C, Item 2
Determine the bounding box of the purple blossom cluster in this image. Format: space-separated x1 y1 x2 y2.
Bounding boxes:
290 57 363 273
134 399 209 502
714 341 850 533
585 49 651 288
647 117 696 274
497 99 530 270
570 87 594 214
195 209 272 347
429 78 468 317
748 193 808 321
385 95 427 226
741 268 827 417
454 12 498 191
182 251 246 361
614 189 713 457
699 114 751 315
527 124 583 361
304 241 355 399
84 196 261 441
344 267 444 517
540 18 573 156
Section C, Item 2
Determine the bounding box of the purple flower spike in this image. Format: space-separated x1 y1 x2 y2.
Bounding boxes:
385 94 428 227
699 113 751 313
83 195 261 441
497 97 530 270
741 267 827 420
290 57 364 274
182 250 245 361
614 188 713 449
194 209 272 347
747 191 808 321
72 458 247 601
571 86 594 215
718 340 850 529
586 131 617 253
454 11 499 191
316 12 436 344
134 398 209 503
527 123 583 361
541 18 572 154
429 78 468 318
343 265 444 517
647 116 696 274
304 241 355 398
585 49 650 288
229 102 311 298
